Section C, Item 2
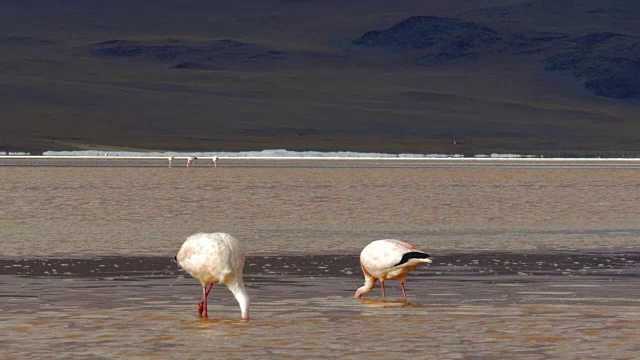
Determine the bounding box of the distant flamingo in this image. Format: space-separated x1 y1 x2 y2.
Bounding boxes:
175 233 250 320
213 156 219 167
355 239 432 302
168 156 175 168
187 156 198 167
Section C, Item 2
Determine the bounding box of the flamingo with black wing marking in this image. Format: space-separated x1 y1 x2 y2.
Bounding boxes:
355 239 432 301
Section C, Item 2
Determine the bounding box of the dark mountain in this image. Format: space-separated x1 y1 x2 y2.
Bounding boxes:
352 16 504 65
352 16 640 98
1 0 640 156
90 39 288 68
543 33 640 99
353 16 501 50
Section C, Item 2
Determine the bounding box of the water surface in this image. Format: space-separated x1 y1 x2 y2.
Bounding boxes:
1 160 639 358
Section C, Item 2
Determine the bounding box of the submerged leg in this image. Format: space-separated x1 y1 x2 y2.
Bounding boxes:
198 286 206 317
203 288 208 318
400 282 407 302
380 280 386 300
198 284 214 318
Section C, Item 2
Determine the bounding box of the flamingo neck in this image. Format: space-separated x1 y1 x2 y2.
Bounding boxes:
227 279 250 320
354 276 376 298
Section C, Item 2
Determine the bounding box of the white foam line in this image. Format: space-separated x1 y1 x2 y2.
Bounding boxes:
2 155 640 161
0 155 200 160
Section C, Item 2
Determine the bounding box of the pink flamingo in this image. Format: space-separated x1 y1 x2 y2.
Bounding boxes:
176 233 249 319
355 239 432 302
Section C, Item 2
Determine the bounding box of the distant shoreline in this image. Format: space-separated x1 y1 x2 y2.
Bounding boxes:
3 155 640 161
3 154 640 169
3 148 640 160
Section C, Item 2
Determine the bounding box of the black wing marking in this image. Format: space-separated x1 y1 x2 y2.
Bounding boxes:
395 251 431 266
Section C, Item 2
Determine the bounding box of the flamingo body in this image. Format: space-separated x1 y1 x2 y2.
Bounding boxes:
355 239 432 301
176 233 249 319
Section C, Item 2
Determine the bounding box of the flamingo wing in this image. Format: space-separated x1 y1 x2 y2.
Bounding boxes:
361 239 418 271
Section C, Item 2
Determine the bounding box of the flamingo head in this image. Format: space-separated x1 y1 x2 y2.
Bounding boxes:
354 286 368 299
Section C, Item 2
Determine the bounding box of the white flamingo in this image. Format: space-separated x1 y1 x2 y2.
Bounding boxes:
355 239 432 302
187 156 198 167
175 233 250 320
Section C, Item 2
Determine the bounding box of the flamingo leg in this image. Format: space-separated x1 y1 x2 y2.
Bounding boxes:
198 284 214 318
400 282 407 302
198 287 205 317
380 280 386 300
205 283 214 297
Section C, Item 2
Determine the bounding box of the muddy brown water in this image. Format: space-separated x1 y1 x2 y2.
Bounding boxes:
1 160 639 358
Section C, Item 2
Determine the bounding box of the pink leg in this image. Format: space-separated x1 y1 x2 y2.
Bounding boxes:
203 292 208 318
198 284 214 318
198 287 206 317
401 282 407 302
205 283 214 297
381 280 386 300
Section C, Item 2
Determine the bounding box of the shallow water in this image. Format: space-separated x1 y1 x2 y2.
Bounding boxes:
2 160 640 257
1 160 639 358
2 253 639 359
